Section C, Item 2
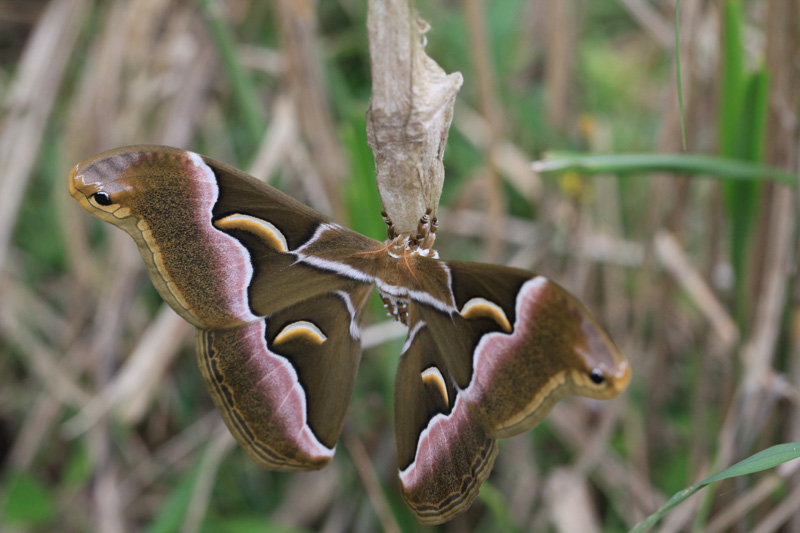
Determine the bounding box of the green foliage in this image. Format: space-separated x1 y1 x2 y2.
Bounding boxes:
341 113 385 241
198 0 267 157
14 138 68 284
62 441 93 487
145 457 204 533
477 481 521 533
1 470 56 528
718 0 770 329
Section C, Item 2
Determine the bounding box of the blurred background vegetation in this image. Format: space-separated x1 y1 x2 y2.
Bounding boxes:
0 0 798 531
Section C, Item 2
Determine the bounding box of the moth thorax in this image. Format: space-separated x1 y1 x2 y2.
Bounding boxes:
379 290 409 325
385 235 438 259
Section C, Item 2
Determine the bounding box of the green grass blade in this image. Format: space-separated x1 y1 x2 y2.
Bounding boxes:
629 442 800 533
477 481 521 533
715 0 770 333
197 0 266 148
725 68 770 330
532 153 797 186
719 0 743 157
739 69 770 163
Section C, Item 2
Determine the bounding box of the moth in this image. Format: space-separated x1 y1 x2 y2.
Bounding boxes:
69 145 630 524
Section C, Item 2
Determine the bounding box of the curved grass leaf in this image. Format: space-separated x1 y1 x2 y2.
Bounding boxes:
532 153 797 187
629 442 800 533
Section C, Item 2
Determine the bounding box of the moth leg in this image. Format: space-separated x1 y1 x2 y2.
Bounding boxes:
381 210 398 240
415 208 437 251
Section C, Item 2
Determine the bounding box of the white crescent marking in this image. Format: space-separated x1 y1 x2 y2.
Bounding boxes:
274 320 327 344
421 367 449 405
215 213 289 252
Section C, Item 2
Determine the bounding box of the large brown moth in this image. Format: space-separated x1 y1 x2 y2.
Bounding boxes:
69 145 630 524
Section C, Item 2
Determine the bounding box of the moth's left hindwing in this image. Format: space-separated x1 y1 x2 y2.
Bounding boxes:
197 285 373 470
395 311 498 524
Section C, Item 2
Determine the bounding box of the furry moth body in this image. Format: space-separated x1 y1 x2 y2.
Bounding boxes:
69 145 630 524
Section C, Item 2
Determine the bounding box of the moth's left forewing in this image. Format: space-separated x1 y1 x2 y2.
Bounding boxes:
420 261 630 439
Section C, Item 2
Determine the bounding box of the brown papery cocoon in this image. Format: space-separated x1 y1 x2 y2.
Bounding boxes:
366 0 463 236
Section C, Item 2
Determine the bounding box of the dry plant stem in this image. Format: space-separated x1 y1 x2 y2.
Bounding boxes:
93 457 124 533
463 0 505 259
361 319 407 348
0 304 90 406
571 401 625 477
88 237 141 533
344 430 402 533
763 5 800 530
456 105 543 201
0 0 87 272
544 0 576 131
7 394 61 470
790 304 800 533
631 5 702 508
288 139 335 215
738 0 798 452
158 44 217 147
587 121 629 337
708 4 798 527
617 0 673 48
549 404 664 524
499 434 540 521
654 231 739 349
545 469 601 533
181 425 236 533
277 0 347 219
249 94 300 182
739 187 795 416
366 0 463 234
751 480 800 533
118 412 221 505
272 468 341 527
64 307 192 436
439 206 644 266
